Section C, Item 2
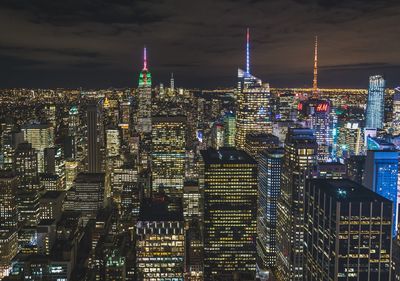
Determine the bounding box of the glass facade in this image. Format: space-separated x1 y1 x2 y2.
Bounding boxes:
365 75 386 129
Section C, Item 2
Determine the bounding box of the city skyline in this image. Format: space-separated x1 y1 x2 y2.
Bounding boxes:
0 0 400 89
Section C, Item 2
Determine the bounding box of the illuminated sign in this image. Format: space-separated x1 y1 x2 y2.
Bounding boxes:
316 102 329 112
297 103 303 111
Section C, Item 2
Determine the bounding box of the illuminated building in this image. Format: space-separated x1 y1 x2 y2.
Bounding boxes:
304 179 393 281
64 160 78 190
276 92 297 121
64 173 105 225
210 122 224 149
17 190 41 227
87 103 100 173
244 133 279 160
337 121 363 158
365 75 386 129
0 230 18 279
185 221 204 281
109 161 137 211
44 104 56 128
345 155 366 185
9 255 71 280
39 191 65 221
298 99 334 161
151 116 186 196
315 162 346 179
364 149 398 237
14 143 38 189
223 112 236 147
39 173 61 191
0 172 18 229
137 47 152 133
21 124 54 173
183 181 201 221
105 128 120 157
392 89 400 134
0 127 22 170
236 29 271 148
257 148 283 270
136 196 184 281
120 182 140 220
200 148 257 280
276 128 317 281
68 106 81 161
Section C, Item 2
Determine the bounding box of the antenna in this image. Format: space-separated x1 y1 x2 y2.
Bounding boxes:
313 36 318 98
246 28 250 74
143 46 148 70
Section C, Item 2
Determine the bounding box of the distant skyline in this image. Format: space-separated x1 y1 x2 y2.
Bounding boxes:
0 0 400 89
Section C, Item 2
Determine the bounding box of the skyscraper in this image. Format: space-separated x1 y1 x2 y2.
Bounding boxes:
136 196 184 281
304 179 393 281
392 88 400 134
21 124 54 173
137 47 152 134
64 173 105 225
87 103 100 173
364 149 399 237
257 148 284 271
0 171 18 229
151 116 186 196
200 148 257 280
223 112 236 147
244 133 279 160
365 75 386 129
276 128 317 281
235 29 271 148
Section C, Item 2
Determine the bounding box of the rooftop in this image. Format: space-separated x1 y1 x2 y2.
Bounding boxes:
309 179 392 203
138 195 183 222
201 147 256 164
41 191 65 200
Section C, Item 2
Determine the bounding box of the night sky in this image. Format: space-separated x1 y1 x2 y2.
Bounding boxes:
1 0 400 89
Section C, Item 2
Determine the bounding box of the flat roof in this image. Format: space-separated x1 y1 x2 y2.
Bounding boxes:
201 147 256 165
138 196 183 222
309 179 392 203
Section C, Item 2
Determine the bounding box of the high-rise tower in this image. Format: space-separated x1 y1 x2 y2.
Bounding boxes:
137 47 152 133
201 148 258 280
235 29 272 148
312 36 318 98
276 128 318 281
365 75 386 129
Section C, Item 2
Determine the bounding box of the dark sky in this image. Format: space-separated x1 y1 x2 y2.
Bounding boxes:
1 0 400 89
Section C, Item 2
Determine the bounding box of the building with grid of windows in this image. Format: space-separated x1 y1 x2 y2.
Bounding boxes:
257 148 283 271
276 128 317 281
200 147 258 280
151 116 186 197
136 195 184 281
304 179 393 281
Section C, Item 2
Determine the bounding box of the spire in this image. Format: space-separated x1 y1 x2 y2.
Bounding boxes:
312 36 318 98
170 72 175 92
246 28 250 74
143 46 148 70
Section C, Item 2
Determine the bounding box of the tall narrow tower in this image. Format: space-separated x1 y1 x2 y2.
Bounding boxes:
246 28 250 74
137 46 152 133
170 72 174 92
312 36 318 98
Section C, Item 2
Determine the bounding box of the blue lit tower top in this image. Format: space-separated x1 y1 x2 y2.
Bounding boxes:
138 46 152 87
237 28 262 88
365 75 385 129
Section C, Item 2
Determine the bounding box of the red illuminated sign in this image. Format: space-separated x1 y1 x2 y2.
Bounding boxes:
316 103 328 112
297 103 303 110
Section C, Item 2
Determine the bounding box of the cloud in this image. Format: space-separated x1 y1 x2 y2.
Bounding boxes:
0 0 399 88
